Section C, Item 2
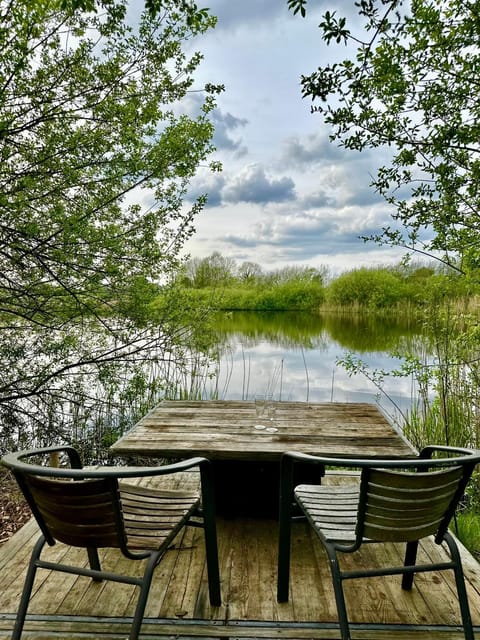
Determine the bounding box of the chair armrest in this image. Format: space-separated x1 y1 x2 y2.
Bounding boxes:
419 445 480 460
281 448 480 471
2 446 83 471
98 457 211 478
2 448 211 479
280 450 365 471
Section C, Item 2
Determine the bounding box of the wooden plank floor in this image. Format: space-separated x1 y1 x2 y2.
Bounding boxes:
0 472 479 639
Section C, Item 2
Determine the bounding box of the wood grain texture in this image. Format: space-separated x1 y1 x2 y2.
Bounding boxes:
110 400 416 461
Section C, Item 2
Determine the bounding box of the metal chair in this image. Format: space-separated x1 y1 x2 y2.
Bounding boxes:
277 445 480 640
2 446 221 640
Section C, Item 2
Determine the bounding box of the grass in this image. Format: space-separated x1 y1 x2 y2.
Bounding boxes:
453 510 480 560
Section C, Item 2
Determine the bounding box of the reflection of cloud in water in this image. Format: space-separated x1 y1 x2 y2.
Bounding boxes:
209 313 431 426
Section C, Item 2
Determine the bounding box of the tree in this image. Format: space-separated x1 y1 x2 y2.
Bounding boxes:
238 261 263 284
189 252 236 288
265 265 326 286
57 0 206 21
0 0 222 454
289 0 480 275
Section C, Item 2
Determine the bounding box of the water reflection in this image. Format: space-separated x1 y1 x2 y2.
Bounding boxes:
214 311 330 349
211 311 429 425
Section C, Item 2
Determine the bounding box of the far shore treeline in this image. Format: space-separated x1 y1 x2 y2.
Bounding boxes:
144 251 478 315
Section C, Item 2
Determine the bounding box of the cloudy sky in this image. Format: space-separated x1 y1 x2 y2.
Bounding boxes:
181 0 406 276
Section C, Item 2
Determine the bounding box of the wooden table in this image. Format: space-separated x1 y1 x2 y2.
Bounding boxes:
111 400 416 516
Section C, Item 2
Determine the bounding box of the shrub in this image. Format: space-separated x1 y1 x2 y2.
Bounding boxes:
326 267 406 308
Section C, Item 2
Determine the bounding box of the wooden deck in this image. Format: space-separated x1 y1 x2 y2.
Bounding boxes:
0 471 479 639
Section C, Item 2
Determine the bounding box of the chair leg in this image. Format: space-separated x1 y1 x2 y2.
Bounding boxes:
199 460 221 606
277 496 293 602
444 532 475 640
203 509 221 606
325 543 351 640
278 453 297 602
12 535 47 640
87 546 103 582
129 550 161 640
401 540 418 590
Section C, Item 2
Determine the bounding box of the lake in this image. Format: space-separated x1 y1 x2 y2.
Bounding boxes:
208 311 429 427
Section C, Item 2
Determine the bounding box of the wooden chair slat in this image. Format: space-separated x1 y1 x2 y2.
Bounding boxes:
122 499 198 511
28 475 114 496
369 466 463 489
24 475 122 547
363 467 463 542
367 480 462 500
119 482 200 551
119 483 200 500
362 521 445 542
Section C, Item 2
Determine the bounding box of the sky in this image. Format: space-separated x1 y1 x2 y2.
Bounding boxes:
180 0 407 276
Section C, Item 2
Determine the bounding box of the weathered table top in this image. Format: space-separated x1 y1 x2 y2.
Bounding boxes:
110 400 416 462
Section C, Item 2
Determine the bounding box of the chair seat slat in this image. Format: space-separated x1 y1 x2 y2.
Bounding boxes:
119 483 200 500
119 483 199 551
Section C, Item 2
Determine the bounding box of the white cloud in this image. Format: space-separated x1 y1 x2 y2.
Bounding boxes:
181 1 407 273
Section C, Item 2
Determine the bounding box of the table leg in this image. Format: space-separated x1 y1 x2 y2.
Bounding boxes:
212 460 323 518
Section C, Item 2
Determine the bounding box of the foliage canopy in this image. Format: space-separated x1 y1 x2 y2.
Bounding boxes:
289 0 480 275
0 0 221 450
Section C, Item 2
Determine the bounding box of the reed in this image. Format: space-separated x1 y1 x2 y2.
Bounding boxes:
0 343 222 464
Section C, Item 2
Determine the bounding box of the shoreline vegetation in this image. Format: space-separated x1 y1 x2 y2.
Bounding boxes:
161 252 478 314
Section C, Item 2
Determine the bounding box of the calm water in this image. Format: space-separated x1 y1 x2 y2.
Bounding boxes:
209 311 429 426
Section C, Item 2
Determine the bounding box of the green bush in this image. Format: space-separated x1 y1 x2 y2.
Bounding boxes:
169 281 325 312
270 282 325 310
217 287 258 310
326 267 406 308
169 260 480 313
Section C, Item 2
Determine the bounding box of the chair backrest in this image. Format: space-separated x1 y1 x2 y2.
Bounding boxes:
358 465 466 543
18 473 128 549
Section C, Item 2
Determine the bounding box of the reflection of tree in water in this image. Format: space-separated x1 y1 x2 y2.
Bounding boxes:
214 311 330 350
214 311 426 354
324 313 425 353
